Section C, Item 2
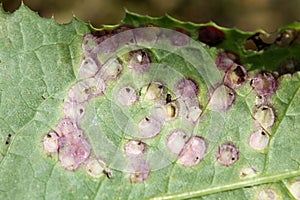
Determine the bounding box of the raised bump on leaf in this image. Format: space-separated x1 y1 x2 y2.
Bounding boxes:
183 98 202 123
216 142 239 167
175 78 199 100
257 188 280 200
250 72 278 96
128 158 151 183
223 64 248 88
56 118 79 136
138 116 162 138
63 101 86 121
163 102 178 120
239 167 257 179
98 58 123 81
85 159 104 178
117 86 139 106
216 51 239 72
67 78 106 103
82 34 101 56
43 132 59 154
125 140 147 155
58 134 91 171
127 49 151 73
79 57 99 79
249 129 270 151
153 101 179 122
255 95 269 106
166 130 189 155
177 136 207 167
185 105 202 123
145 82 164 100
208 84 236 112
254 105 275 129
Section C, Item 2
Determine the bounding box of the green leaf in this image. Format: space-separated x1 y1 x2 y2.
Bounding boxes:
1 4 300 200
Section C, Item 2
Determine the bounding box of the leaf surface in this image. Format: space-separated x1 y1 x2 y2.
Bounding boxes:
0 5 300 200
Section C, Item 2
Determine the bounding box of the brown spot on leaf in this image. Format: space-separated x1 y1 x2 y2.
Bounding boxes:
198 26 226 46
5 134 12 145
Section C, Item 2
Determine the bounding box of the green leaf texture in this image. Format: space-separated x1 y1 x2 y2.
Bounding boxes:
0 5 300 200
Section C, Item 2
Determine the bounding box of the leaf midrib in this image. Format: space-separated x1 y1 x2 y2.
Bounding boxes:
151 169 300 200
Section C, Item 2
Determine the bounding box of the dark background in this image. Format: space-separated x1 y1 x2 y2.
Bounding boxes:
1 0 300 32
